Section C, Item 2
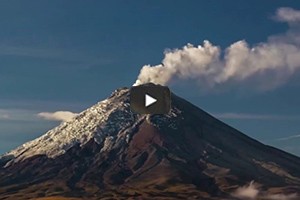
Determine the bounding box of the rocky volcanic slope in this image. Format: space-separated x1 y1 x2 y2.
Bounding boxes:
0 85 300 200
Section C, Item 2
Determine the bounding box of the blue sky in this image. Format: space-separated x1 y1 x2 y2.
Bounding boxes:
1 1 300 156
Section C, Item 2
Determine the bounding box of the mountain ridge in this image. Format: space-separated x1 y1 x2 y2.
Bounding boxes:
0 84 300 199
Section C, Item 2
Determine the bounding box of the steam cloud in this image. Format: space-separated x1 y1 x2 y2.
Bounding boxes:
134 7 300 91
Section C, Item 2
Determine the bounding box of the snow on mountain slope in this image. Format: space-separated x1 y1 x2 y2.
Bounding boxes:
1 85 300 199
1 86 182 166
2 88 138 165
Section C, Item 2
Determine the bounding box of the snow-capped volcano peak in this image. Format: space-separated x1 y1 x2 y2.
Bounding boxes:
3 87 140 165
2 86 182 166
1 85 300 199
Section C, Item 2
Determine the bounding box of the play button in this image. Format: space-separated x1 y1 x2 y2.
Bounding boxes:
130 84 171 114
145 94 157 107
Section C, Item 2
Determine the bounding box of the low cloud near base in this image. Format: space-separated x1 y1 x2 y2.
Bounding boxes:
232 181 298 200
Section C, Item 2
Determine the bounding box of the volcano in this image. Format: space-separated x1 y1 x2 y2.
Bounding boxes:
0 84 300 200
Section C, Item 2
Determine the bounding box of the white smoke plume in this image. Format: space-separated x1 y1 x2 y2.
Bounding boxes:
134 7 300 91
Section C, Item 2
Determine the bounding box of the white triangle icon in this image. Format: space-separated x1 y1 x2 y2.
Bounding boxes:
145 94 157 107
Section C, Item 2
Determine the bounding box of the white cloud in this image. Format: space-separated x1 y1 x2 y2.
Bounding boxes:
275 134 300 141
232 181 298 200
232 181 259 199
0 109 79 122
37 111 78 122
213 113 300 120
0 109 37 121
275 7 300 23
0 114 10 120
134 7 300 92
